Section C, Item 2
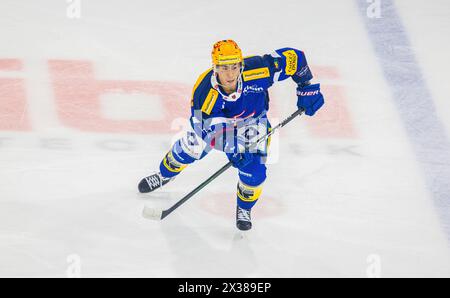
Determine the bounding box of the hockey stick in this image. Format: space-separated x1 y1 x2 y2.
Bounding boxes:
142 108 305 221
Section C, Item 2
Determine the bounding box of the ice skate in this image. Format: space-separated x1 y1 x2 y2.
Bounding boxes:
138 172 173 193
236 205 252 231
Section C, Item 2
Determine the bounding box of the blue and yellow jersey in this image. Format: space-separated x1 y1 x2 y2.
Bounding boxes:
190 47 313 128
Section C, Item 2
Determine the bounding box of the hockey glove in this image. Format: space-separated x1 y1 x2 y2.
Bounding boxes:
297 83 324 116
226 152 253 169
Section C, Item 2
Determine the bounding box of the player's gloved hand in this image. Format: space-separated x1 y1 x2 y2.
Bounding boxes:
226 152 253 168
296 83 324 116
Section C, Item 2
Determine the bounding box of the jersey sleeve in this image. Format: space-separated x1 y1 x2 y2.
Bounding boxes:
262 47 313 86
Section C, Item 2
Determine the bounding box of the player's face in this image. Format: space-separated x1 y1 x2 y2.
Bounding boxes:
215 63 241 89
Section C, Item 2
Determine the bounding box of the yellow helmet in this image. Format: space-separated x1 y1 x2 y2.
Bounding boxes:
211 40 243 66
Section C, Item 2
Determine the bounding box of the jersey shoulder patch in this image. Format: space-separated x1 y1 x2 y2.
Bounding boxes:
280 49 298 76
191 69 221 115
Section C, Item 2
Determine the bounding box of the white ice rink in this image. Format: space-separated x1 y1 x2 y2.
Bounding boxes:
1 0 450 277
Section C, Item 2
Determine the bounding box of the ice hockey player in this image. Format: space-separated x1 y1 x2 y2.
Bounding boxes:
138 40 324 231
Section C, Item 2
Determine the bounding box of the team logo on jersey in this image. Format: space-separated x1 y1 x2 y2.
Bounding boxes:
243 84 264 95
282 50 298 76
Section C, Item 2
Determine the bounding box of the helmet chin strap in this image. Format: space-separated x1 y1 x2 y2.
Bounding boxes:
211 64 244 102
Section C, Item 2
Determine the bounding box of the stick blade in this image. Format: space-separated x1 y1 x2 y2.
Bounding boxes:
142 205 163 220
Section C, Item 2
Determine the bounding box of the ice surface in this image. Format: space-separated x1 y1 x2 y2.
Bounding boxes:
0 0 449 277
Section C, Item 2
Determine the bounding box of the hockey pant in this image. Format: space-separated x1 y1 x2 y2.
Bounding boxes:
159 130 267 210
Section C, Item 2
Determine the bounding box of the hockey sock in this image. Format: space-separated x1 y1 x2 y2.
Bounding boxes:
236 180 263 210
